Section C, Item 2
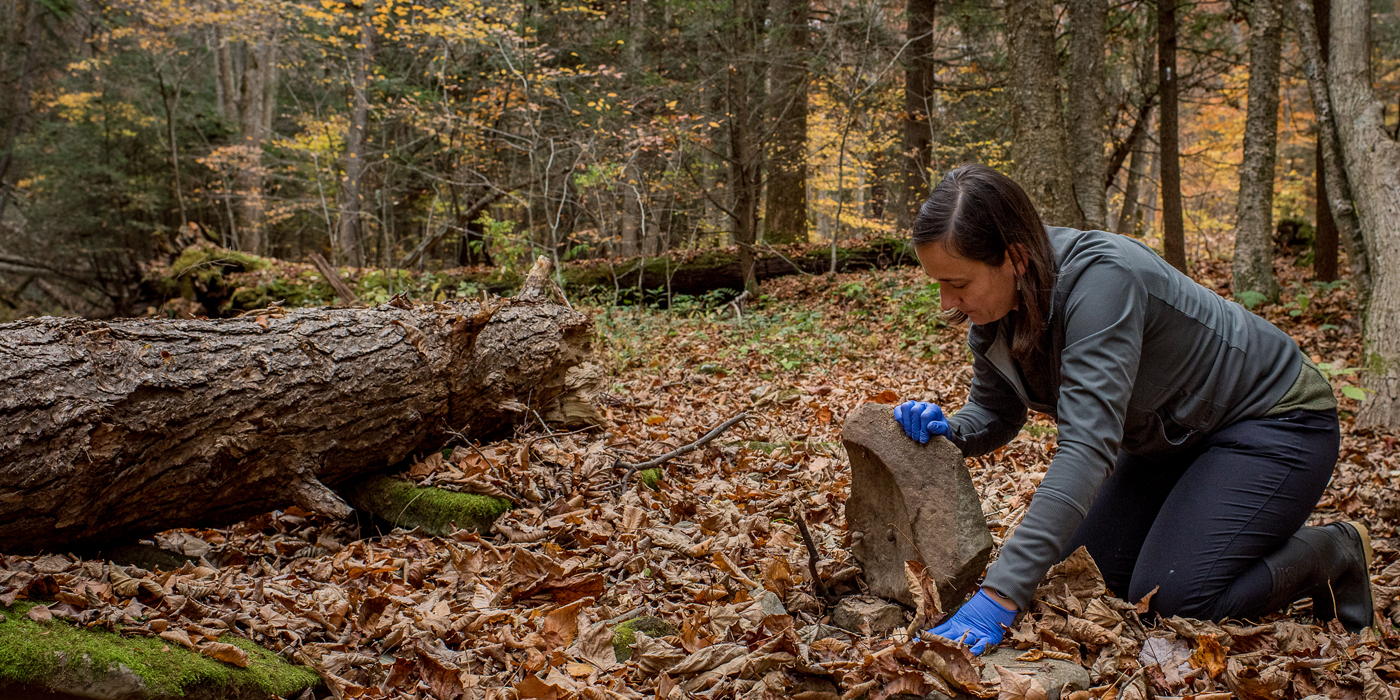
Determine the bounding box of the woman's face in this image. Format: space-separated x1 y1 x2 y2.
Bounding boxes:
915 240 1021 325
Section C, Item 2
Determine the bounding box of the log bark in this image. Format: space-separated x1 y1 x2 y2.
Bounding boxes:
0 298 600 553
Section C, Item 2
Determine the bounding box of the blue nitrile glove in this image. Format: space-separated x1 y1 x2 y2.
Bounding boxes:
924 589 1018 655
892 401 950 443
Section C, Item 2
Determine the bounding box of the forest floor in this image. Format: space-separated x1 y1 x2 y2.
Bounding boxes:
3 252 1399 700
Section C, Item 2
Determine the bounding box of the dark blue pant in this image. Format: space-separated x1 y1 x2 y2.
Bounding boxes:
1063 409 1340 620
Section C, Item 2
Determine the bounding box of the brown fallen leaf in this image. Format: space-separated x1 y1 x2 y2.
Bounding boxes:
995 666 1048 700
26 604 52 622
159 628 197 650
200 642 249 668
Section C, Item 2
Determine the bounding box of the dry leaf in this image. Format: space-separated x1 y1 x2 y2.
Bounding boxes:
200 642 249 668
995 666 1048 700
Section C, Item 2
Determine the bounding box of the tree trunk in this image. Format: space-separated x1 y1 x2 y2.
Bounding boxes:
0 297 600 553
898 0 938 230
1311 0 1338 283
762 0 809 245
213 20 279 256
1286 0 1370 304
1068 0 1109 230
336 12 373 268
726 0 765 292
1231 0 1283 301
1327 0 1400 430
1115 117 1150 237
1005 0 1082 227
1158 0 1186 272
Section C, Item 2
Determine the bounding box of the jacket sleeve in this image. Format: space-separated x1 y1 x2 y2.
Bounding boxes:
982 258 1146 609
947 343 1028 458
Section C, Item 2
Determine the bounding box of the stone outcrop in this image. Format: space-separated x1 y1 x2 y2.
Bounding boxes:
843 402 994 611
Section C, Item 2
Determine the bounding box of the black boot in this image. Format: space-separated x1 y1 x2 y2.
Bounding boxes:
1261 522 1374 633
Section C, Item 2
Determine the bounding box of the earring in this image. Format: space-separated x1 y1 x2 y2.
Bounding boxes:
1016 280 1021 292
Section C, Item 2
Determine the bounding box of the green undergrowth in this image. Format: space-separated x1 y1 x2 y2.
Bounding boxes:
639 468 662 489
0 602 318 698
346 475 513 536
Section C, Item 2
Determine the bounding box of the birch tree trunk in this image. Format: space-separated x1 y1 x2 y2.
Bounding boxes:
1231 0 1283 301
1326 0 1400 429
1286 0 1370 304
1005 0 1082 227
898 0 938 230
1158 0 1186 272
0 296 600 553
1068 0 1109 230
762 0 810 245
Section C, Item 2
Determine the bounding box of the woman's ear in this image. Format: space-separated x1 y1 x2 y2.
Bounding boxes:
1009 243 1029 276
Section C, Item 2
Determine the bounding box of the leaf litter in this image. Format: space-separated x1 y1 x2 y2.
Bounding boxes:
3 262 1400 698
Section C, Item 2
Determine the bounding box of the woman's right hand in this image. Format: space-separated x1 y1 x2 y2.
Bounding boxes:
893 401 950 443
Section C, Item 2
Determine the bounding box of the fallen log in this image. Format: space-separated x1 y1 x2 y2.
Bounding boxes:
0 293 601 553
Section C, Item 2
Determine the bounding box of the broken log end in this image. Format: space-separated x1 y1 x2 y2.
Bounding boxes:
289 475 354 521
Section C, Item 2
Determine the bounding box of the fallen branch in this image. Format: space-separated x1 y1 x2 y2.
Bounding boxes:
617 411 748 491
795 509 836 607
309 252 360 305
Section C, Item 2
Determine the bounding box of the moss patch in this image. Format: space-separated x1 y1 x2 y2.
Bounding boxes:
611 615 678 662
0 602 318 699
346 475 512 536
639 468 663 490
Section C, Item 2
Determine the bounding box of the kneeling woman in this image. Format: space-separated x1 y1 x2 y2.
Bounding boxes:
894 164 1372 655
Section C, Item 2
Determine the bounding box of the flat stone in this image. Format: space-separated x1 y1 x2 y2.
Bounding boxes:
842 402 993 610
756 590 787 618
831 596 907 636
921 648 1091 700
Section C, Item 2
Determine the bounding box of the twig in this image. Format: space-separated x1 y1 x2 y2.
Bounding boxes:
726 290 750 320
795 509 836 607
618 411 748 491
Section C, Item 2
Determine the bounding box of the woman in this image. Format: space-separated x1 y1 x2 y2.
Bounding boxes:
893 164 1372 655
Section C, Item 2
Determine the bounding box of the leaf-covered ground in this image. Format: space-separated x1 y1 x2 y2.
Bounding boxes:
3 258 1400 699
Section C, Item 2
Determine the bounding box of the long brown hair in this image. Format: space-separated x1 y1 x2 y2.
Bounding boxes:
911 164 1057 361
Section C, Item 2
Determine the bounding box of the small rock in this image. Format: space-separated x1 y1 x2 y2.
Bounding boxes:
756 589 787 618
798 623 851 645
843 402 993 610
921 648 1091 700
831 596 906 636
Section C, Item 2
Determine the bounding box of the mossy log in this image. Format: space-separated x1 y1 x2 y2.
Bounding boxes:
0 602 319 700
0 297 601 553
144 239 917 318
346 475 512 537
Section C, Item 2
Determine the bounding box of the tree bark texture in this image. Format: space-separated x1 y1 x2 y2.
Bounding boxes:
213 23 279 257
1311 0 1338 283
1286 0 1370 304
0 299 600 553
1157 0 1186 272
1005 0 1082 228
1231 0 1283 301
1326 0 1400 430
1068 0 1109 230
762 0 810 245
899 0 938 230
336 11 374 268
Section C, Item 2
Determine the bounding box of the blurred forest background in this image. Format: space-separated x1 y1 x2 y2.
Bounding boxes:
0 0 1398 339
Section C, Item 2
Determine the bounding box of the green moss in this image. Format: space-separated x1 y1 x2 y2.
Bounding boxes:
639 468 663 490
611 615 678 662
346 475 512 536
0 602 319 698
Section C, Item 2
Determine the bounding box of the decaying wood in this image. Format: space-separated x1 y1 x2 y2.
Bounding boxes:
0 297 601 553
309 252 361 305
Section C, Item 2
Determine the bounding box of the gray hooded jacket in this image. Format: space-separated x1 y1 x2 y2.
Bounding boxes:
948 226 1302 609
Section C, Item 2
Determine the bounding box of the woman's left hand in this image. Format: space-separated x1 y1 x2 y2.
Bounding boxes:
893 401 950 443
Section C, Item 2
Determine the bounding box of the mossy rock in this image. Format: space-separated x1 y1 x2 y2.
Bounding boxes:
638 468 663 490
345 475 512 537
611 615 678 662
0 602 319 700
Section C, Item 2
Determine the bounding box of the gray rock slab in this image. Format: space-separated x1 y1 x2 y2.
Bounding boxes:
831 596 906 637
920 648 1091 700
842 402 993 610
